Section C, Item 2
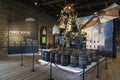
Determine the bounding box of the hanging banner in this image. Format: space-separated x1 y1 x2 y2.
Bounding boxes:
8 21 38 54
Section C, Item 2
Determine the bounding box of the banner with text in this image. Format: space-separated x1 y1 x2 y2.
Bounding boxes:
8 21 38 54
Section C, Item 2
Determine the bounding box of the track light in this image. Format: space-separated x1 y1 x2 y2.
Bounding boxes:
34 2 38 6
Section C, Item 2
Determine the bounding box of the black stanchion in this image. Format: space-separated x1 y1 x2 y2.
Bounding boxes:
79 55 87 80
96 61 99 78
21 52 23 66
31 53 35 72
96 51 99 78
48 52 55 80
105 55 108 69
82 66 85 80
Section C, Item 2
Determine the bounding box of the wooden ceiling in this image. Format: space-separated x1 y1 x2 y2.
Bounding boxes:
15 0 116 18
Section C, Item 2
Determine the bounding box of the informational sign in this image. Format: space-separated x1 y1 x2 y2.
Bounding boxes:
8 21 38 54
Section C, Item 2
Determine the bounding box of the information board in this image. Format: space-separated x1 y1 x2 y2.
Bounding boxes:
8 21 38 54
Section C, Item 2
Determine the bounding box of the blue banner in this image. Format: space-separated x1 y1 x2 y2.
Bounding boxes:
103 20 113 39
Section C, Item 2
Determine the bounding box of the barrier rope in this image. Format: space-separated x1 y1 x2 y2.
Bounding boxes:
86 66 96 74
53 57 106 75
86 57 106 74
54 62 95 75
23 54 107 75
54 63 81 75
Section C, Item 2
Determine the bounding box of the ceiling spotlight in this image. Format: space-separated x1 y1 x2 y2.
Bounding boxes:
34 2 38 5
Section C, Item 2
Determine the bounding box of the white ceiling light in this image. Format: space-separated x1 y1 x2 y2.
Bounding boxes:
34 2 38 5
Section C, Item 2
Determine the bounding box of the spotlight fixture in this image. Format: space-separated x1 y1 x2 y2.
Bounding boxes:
34 2 38 6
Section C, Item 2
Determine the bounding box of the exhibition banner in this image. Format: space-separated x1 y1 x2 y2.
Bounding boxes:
8 21 38 54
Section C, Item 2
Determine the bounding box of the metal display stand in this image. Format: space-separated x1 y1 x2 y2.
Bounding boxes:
96 51 100 78
48 52 55 80
82 65 86 80
20 46 23 66
105 54 108 69
21 52 23 66
31 52 36 72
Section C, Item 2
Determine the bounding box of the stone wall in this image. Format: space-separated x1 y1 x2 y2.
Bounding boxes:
0 0 56 56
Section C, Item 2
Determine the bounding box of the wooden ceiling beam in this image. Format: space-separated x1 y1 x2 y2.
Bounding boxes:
48 0 114 13
48 10 98 16
105 3 108 8
48 10 60 14
49 4 58 10
75 0 114 9
40 0 66 5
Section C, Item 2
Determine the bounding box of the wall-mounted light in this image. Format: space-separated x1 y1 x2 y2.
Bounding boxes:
42 28 46 35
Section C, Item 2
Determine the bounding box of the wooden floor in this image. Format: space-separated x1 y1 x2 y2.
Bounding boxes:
0 52 120 80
